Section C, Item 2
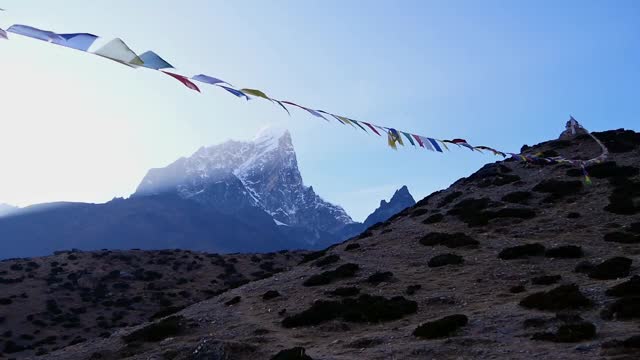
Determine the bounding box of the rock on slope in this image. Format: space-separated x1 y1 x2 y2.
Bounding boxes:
26 129 640 359
0 249 306 358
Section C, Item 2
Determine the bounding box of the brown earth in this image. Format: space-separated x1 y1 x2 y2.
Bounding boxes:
3 128 640 360
0 249 306 358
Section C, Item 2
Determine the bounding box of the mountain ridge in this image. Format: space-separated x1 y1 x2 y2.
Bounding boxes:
0 129 414 259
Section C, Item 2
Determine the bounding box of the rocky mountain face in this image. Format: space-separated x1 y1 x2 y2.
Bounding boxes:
26 128 640 360
135 128 354 235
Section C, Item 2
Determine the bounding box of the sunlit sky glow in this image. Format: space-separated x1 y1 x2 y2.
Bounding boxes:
0 0 638 221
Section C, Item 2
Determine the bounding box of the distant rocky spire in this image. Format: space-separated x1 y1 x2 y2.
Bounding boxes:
362 186 416 228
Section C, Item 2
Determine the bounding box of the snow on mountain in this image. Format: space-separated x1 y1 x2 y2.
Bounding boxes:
135 128 354 239
0 203 19 218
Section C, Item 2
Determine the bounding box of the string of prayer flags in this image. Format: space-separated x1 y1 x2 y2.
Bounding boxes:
1 21 609 184
162 71 200 92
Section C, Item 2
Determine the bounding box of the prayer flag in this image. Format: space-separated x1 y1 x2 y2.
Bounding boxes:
217 85 249 100
428 138 443 152
162 71 200 92
350 119 369 133
412 134 424 147
53 33 98 51
93 38 144 67
192 74 229 86
402 132 416 146
7 24 63 42
241 88 273 101
139 51 174 69
362 122 381 136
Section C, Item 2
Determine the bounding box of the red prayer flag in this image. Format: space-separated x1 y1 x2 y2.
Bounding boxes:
162 71 201 92
412 134 425 147
362 121 381 136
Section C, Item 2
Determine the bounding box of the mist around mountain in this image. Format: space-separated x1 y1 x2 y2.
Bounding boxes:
0 129 413 259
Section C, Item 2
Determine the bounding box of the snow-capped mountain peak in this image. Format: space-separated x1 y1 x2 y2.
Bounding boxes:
134 128 353 241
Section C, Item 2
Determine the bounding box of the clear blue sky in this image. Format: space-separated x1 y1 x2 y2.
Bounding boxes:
0 0 638 221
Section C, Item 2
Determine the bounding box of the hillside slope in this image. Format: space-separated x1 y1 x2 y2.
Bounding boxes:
0 249 306 358
23 129 640 359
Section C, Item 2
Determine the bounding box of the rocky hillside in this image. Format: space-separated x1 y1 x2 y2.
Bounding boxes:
0 249 306 358
7 128 640 359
